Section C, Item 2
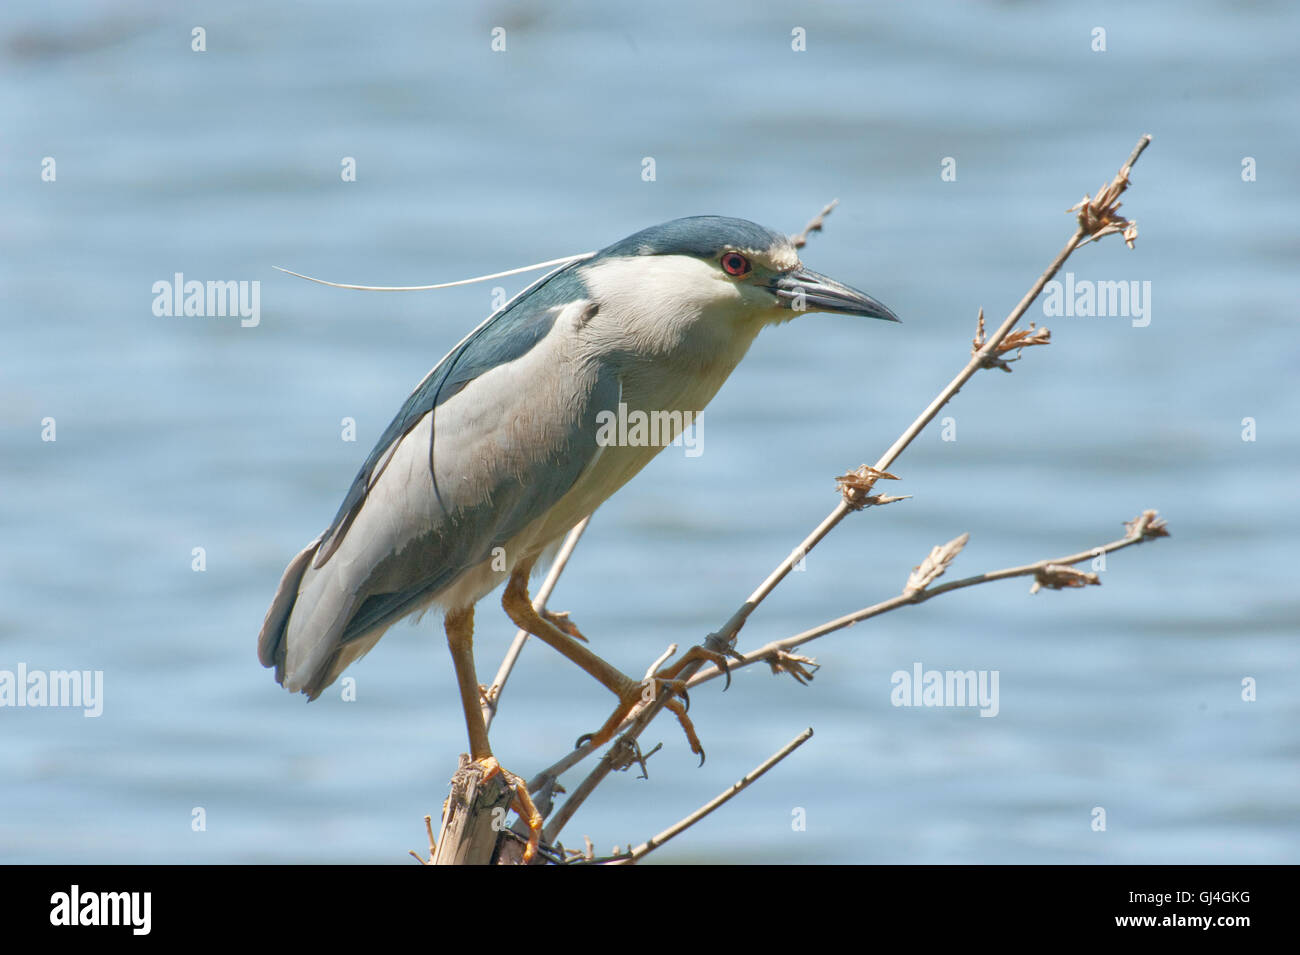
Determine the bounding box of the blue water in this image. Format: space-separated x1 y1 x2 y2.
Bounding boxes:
2 0 1297 863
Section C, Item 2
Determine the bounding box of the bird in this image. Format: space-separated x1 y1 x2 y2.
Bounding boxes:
257 215 898 862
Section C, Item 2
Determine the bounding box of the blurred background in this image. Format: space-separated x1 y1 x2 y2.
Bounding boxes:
2 0 1296 863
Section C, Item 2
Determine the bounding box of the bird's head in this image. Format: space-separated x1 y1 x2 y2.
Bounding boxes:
579 215 899 337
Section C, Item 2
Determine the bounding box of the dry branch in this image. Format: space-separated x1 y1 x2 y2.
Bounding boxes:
684 510 1171 691
535 135 1156 847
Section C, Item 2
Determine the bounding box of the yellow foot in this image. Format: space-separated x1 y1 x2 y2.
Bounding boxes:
575 644 733 765
477 756 543 864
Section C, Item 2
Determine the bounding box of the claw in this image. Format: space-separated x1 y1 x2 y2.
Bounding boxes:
719 645 745 690
710 645 733 690
664 698 704 765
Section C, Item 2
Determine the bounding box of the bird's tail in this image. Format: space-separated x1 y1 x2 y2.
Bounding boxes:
256 535 340 696
257 534 321 685
258 528 398 700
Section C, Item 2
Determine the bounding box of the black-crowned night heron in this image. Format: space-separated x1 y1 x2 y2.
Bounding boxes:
258 216 898 861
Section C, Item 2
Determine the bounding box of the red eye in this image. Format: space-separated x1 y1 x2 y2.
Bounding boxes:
721 252 750 276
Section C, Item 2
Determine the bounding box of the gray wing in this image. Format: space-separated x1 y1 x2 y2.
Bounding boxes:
312 256 591 568
258 258 614 697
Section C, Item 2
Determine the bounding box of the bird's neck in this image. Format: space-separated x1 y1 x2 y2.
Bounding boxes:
614 309 763 416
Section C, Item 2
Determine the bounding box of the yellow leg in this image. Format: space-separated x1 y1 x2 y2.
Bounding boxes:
502 560 640 697
444 606 542 863
501 560 715 761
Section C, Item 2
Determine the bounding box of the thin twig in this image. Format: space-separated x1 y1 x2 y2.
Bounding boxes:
408 814 437 865
482 516 592 730
539 135 1155 843
790 200 838 248
686 511 1170 689
606 728 814 865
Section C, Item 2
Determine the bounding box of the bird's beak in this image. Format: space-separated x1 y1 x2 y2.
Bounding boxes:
770 267 900 322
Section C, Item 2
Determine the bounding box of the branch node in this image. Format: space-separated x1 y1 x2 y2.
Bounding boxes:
609 738 662 778
1068 135 1149 248
974 308 1051 371
836 465 900 509
1125 508 1170 540
1030 563 1101 594
904 533 970 595
765 649 820 685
